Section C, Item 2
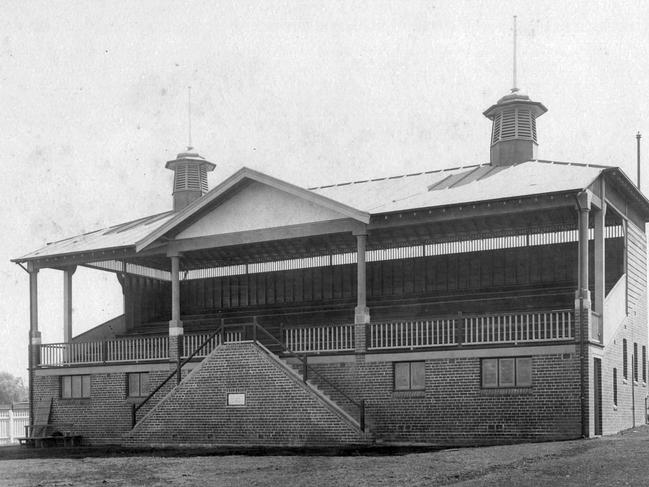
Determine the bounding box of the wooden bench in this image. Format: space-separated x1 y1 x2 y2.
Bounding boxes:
18 423 82 448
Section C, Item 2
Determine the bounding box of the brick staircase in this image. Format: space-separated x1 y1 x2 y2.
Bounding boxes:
123 341 371 448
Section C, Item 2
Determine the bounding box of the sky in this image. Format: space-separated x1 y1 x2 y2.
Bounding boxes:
1 0 648 381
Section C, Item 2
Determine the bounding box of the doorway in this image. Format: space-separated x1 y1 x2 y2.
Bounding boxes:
594 358 602 435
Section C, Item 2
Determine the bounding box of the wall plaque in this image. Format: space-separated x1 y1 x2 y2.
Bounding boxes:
227 393 246 406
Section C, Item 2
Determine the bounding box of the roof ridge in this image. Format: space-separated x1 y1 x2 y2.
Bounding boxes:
307 163 488 190
533 159 613 169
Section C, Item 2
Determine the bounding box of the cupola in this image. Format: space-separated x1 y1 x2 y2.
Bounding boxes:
165 146 216 211
483 16 547 166
483 90 547 166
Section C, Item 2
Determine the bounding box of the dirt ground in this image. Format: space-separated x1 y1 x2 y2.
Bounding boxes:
1 427 649 487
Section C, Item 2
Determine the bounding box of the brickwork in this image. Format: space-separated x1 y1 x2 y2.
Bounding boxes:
123 343 368 447
308 353 581 445
33 369 179 445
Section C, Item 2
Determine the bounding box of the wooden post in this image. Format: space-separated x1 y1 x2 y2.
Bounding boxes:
360 399 366 432
354 231 370 353
576 191 591 439
27 262 40 428
168 253 183 370
576 192 591 303
63 266 76 344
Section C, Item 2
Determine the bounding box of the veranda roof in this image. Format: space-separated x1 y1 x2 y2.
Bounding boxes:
13 159 647 265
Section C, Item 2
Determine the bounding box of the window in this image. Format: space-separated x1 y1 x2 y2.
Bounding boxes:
643 346 647 383
613 368 618 406
634 343 638 382
128 372 149 397
394 361 425 391
482 357 532 388
623 339 628 379
61 375 90 398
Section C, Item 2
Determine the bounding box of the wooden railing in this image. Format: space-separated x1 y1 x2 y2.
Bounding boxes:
182 331 243 358
369 318 456 350
38 309 575 366
40 341 104 366
106 336 168 362
283 324 354 353
369 309 574 350
463 310 574 345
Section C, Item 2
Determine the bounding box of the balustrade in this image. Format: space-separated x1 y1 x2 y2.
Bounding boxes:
283 324 354 353
463 310 574 345
369 318 456 350
38 309 576 367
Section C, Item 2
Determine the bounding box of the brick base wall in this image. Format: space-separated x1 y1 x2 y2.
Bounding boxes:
309 352 582 445
33 369 181 445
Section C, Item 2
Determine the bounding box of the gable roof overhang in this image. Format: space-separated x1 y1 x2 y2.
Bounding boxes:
135 167 371 254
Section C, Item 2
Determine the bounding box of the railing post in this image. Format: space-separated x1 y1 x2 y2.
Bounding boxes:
220 318 225 344
131 403 136 428
360 399 366 432
279 322 284 347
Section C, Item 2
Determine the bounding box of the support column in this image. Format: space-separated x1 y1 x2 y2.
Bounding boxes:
593 201 606 343
354 232 370 353
27 262 40 427
63 266 76 343
576 191 592 306
168 254 183 368
576 191 592 438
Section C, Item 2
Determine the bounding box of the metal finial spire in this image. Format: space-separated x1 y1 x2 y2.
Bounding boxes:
512 15 519 93
187 86 193 151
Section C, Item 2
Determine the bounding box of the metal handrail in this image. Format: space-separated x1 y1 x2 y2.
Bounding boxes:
131 323 229 427
250 319 366 431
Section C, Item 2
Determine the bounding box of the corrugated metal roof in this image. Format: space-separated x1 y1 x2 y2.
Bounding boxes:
309 160 606 214
16 160 611 263
17 211 174 261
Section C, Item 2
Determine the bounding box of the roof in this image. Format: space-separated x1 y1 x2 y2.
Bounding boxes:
309 160 607 214
13 159 646 264
15 212 174 261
